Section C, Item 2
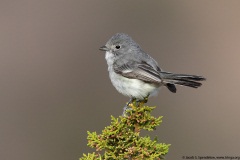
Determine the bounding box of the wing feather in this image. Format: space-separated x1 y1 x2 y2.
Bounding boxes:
113 61 161 84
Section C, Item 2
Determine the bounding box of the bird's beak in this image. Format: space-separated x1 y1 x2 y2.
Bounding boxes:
99 45 109 51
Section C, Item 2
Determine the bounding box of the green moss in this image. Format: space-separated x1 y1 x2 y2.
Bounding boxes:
80 101 170 160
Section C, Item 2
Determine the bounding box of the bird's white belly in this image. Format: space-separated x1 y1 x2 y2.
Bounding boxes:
109 70 159 99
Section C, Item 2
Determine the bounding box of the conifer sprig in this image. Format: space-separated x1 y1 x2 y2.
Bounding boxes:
80 101 170 160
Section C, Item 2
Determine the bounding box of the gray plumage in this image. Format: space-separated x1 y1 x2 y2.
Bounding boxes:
100 33 205 100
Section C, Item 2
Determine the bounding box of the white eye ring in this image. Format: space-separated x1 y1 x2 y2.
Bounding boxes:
115 45 120 49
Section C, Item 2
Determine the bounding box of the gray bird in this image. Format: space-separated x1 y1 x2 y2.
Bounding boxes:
100 33 205 104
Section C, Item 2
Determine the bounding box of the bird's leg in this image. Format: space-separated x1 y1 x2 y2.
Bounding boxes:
136 94 149 105
143 95 149 103
122 97 135 116
127 97 135 106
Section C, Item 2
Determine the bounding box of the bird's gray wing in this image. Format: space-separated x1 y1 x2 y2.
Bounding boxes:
113 61 162 84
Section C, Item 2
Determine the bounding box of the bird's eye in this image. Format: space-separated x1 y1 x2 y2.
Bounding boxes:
115 45 120 49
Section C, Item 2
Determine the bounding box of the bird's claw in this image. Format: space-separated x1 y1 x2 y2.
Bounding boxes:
122 96 149 116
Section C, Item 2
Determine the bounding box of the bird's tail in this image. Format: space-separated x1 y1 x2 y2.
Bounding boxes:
160 71 206 93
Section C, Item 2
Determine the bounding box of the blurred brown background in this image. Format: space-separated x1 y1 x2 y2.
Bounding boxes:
1 0 240 159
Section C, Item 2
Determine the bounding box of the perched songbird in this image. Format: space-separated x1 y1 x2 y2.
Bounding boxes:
100 33 205 104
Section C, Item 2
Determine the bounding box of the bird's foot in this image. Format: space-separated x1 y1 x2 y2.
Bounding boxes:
126 97 136 106
122 97 136 116
136 95 149 105
122 96 149 116
142 96 149 103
